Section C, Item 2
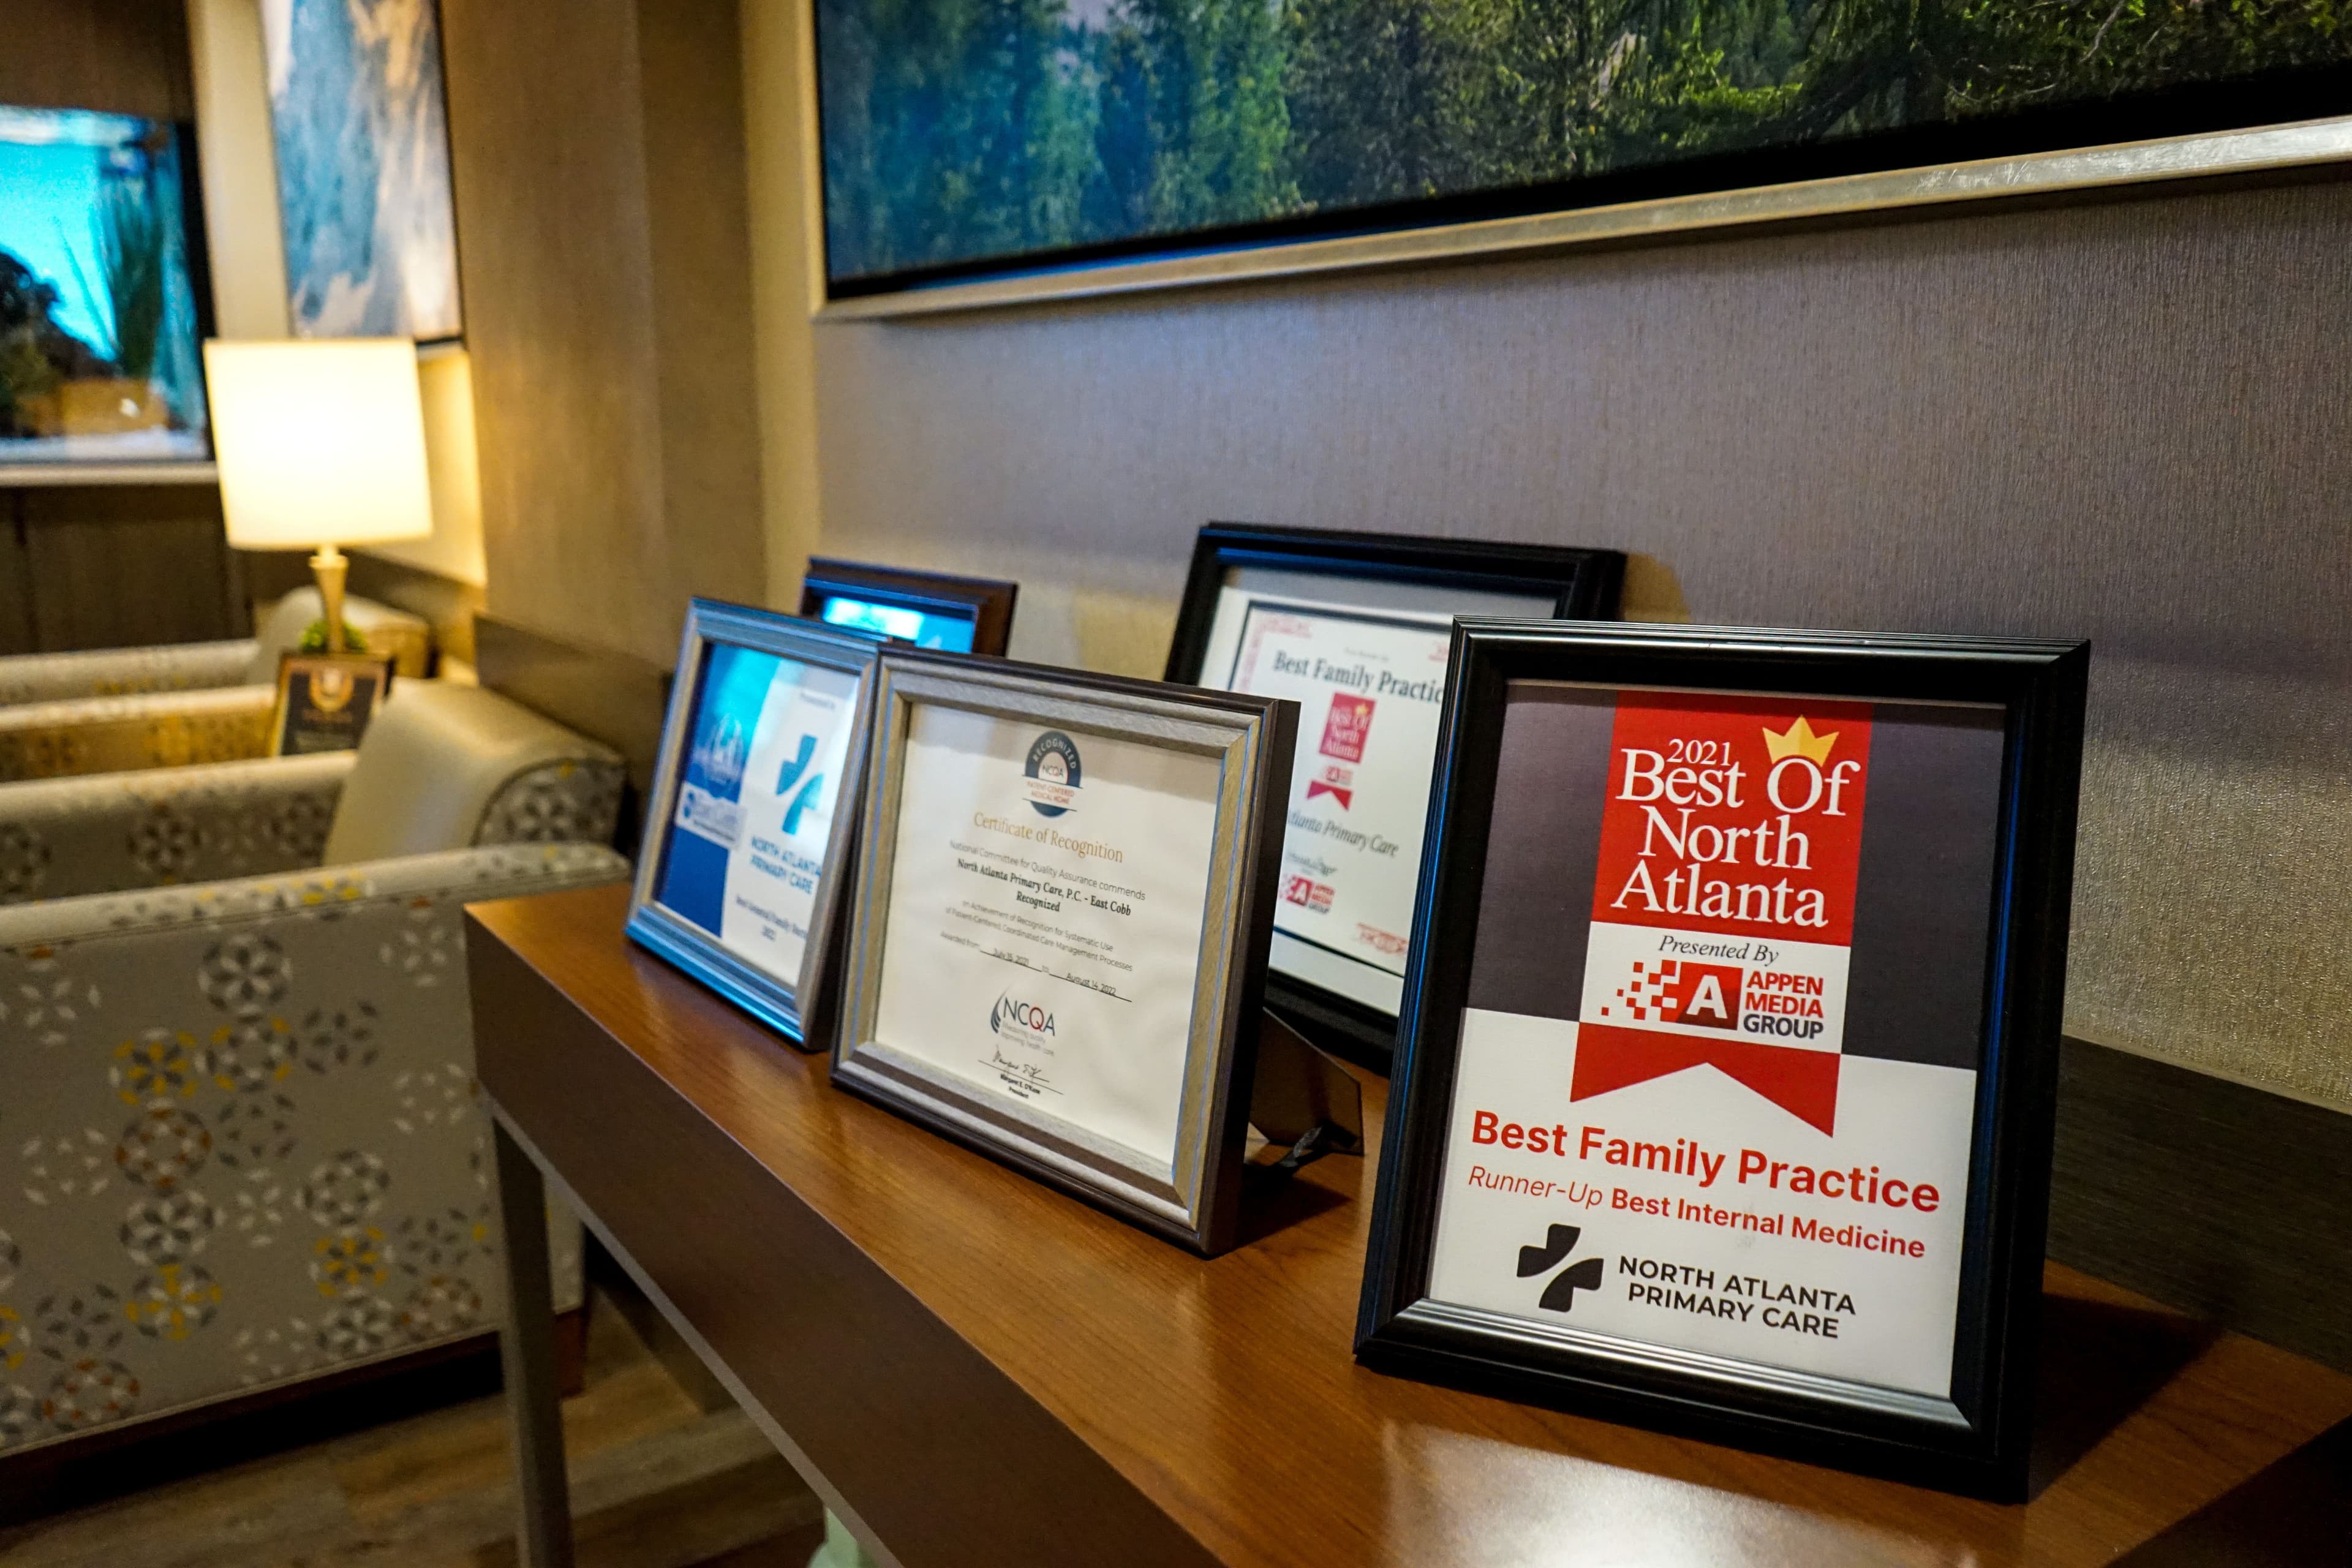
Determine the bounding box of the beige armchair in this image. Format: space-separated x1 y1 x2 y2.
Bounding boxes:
0 684 627 1462
0 592 434 784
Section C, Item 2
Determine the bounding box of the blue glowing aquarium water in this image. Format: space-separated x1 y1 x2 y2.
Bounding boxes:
1 105 209 467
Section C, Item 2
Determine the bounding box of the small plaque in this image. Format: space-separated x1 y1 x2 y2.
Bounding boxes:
271 652 394 755
1356 620 2089 1499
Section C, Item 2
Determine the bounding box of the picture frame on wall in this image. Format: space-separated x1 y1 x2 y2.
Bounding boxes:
627 600 883 1050
809 0 2352 315
1354 620 2087 1498
1164 522 1625 1065
831 649 1295 1255
260 0 464 341
799 557 1019 656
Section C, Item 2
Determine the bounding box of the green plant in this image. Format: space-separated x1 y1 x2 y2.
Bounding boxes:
61 179 168 382
298 620 372 655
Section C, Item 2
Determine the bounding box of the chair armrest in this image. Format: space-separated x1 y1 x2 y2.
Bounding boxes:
0 687 276 783
0 640 259 706
0 752 355 905
475 758 628 848
0 840 631 948
0 842 625 1425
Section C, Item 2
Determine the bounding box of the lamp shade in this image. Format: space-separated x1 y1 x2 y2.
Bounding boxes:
204 339 434 549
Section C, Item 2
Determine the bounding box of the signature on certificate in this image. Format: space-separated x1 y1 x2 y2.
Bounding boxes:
983 1046 1062 1099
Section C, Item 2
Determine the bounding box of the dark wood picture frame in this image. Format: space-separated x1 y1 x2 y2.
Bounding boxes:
832 649 1295 1254
799 557 1020 657
1355 619 2089 1499
626 598 884 1052
1163 522 1627 1065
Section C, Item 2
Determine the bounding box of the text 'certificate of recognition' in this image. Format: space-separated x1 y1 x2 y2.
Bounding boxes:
871 704 1219 1169
1218 595 1450 1012
654 644 861 983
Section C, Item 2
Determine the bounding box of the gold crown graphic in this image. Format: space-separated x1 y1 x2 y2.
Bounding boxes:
1762 715 1838 764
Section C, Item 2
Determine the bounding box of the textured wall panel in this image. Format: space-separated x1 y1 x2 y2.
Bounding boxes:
807 178 2352 1110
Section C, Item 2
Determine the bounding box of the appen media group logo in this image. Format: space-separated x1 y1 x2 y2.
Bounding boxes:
1024 731 1082 818
989 992 1056 1037
1518 1223 1605 1313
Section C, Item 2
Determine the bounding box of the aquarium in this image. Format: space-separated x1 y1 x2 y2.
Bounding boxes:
0 106 209 467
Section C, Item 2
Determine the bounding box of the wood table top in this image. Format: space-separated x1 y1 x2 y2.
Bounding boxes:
467 883 2352 1568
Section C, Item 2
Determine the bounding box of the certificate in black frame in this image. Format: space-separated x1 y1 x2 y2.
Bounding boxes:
1355 619 2087 1499
626 599 884 1052
799 557 1019 657
1163 523 1626 1066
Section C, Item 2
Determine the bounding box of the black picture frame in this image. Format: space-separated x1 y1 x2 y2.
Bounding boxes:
799 557 1020 657
1355 619 2088 1499
1163 523 1626 1066
626 599 884 1052
831 649 1295 1255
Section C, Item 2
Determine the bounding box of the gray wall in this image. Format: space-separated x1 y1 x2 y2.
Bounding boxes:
809 176 2352 1112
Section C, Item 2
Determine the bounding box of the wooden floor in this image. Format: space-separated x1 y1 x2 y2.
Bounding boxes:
0 1291 826 1567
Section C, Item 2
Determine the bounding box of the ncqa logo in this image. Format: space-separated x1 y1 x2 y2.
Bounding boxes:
990 993 1055 1037
1023 731 1082 818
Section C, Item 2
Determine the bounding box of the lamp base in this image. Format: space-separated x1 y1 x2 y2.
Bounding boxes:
311 545 350 656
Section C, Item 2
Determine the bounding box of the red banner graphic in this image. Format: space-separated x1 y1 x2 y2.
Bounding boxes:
1570 1022 1842 1134
1572 692 1875 1130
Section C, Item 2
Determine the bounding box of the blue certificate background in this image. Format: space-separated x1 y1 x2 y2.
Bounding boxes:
657 643 782 935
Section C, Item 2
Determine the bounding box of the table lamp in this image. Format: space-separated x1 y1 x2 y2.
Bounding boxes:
203 338 434 656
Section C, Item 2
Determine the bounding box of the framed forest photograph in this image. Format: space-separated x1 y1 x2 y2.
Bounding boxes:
809 0 2352 311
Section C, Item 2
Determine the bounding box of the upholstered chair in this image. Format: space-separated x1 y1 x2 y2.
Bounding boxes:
0 684 628 1463
0 591 433 784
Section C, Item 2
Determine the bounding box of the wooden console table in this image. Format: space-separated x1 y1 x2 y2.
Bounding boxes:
468 884 2352 1568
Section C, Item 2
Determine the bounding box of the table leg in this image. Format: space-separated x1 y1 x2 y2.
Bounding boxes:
496 1117 578 1568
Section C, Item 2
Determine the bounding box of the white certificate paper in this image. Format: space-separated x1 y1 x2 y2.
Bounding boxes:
871 704 1221 1168
1205 590 1452 1012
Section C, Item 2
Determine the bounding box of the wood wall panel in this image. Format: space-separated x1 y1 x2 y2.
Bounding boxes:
0 0 191 119
440 0 764 670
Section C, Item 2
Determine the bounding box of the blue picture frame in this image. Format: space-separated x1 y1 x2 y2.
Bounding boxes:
627 600 885 1050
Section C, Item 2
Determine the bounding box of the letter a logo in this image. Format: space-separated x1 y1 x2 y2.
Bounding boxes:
1685 973 1733 1028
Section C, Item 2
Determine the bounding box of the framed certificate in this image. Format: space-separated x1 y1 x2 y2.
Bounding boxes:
271 652 394 755
1356 621 2088 1499
798 557 1019 656
1164 523 1625 1063
832 650 1296 1254
627 600 883 1049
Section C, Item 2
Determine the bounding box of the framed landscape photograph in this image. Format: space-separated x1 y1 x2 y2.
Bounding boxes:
1355 620 2087 1497
808 0 2352 312
628 600 883 1049
832 650 1295 1254
1164 523 1624 1064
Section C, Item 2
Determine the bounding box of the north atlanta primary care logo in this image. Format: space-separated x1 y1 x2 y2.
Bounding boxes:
1518 1224 1605 1312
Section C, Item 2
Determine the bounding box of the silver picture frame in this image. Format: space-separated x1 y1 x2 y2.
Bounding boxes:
831 650 1296 1254
626 598 883 1051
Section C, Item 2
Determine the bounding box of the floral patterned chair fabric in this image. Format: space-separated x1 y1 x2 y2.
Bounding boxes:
0 842 628 1457
0 642 256 707
0 592 432 709
0 754 355 906
0 688 281 783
